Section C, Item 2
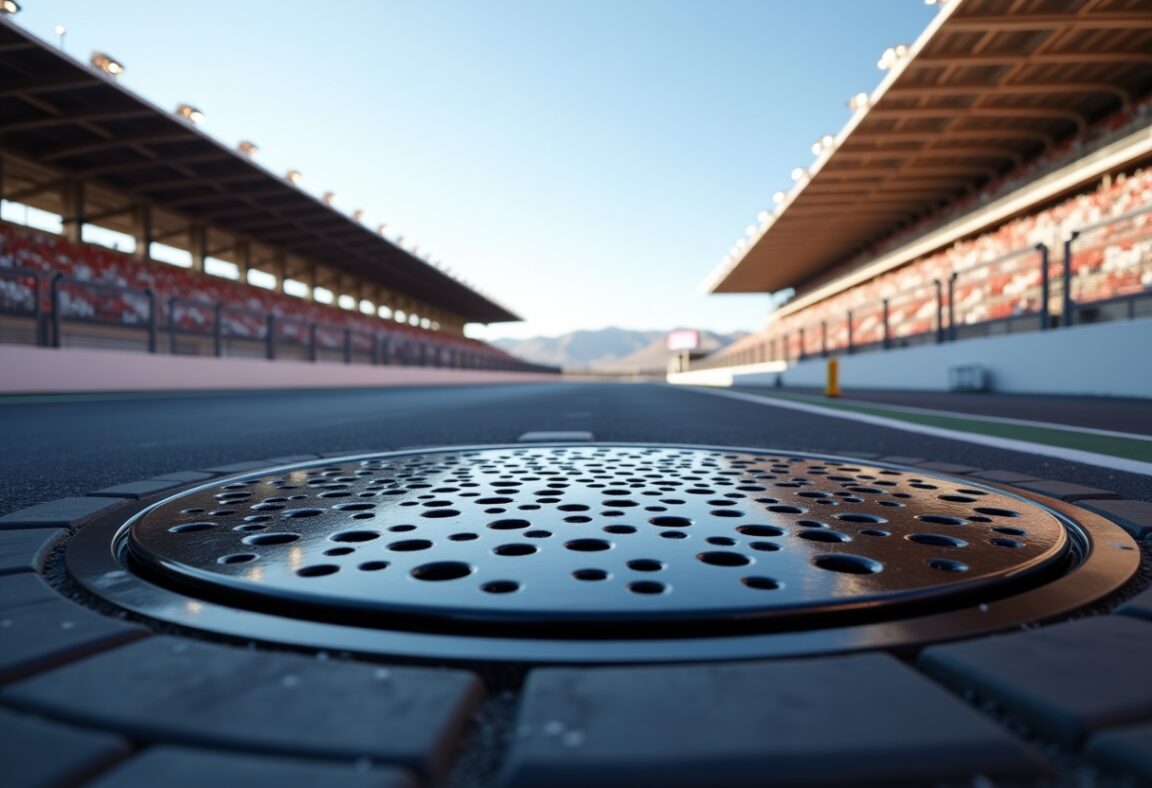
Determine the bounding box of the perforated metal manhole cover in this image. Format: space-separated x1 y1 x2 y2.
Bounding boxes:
118 446 1076 626
69 445 1138 662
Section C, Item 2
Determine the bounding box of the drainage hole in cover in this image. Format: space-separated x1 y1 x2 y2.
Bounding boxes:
697 551 752 567
812 554 883 575
493 543 537 557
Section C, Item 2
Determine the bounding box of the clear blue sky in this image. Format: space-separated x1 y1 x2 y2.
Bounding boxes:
11 1 936 340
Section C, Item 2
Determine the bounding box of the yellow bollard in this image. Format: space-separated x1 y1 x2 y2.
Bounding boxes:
825 357 840 398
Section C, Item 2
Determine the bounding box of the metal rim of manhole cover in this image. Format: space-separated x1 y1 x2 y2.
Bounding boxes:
67 444 1140 664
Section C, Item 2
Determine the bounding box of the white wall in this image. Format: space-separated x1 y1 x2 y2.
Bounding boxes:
669 318 1152 398
0 345 564 394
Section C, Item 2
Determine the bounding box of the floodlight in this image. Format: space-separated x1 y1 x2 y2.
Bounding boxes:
0 1 21 15
176 104 204 124
285 170 303 184
877 44 910 70
90 51 125 77
237 140 259 156
352 209 365 221
376 223 388 235
322 191 336 205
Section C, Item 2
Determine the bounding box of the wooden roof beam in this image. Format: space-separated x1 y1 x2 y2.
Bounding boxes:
848 127 1055 146
0 108 155 133
888 81 1130 104
132 173 268 193
167 187 288 209
76 152 238 179
911 51 1152 66
0 74 104 100
944 14 1152 32
866 106 1086 131
40 131 200 163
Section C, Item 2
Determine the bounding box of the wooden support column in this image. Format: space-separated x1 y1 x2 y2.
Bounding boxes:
131 204 153 260
188 225 207 273
61 180 86 243
272 252 287 293
236 242 252 284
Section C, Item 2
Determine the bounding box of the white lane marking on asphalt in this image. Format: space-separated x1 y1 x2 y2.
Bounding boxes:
797 397 1152 443
687 387 1152 477
518 431 596 442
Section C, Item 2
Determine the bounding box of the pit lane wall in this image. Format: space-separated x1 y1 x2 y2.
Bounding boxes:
668 318 1152 399
0 345 564 394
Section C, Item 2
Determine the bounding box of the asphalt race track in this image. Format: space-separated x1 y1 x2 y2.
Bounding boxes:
2 382 1150 516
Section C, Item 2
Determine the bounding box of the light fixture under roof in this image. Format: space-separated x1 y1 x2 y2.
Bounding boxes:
176 104 204 124
285 169 303 184
322 191 337 205
376 223 389 235
352 209 365 222
848 92 871 111
237 140 259 156
0 1 21 16
90 51 125 77
877 44 911 71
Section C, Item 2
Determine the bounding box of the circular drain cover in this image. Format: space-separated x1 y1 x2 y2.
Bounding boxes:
71 445 1138 662
126 446 1070 628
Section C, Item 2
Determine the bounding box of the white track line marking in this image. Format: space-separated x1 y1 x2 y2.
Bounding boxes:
792 397 1152 443
686 387 1152 476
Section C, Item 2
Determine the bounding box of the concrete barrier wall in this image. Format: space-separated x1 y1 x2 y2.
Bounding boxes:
0 345 565 394
669 318 1152 398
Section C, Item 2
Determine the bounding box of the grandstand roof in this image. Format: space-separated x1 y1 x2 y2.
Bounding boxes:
0 17 518 324
708 0 1152 295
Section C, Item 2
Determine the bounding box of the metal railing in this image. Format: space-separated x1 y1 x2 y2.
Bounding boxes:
691 203 1152 372
0 272 557 373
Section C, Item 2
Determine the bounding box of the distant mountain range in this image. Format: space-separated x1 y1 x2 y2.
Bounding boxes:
491 327 747 371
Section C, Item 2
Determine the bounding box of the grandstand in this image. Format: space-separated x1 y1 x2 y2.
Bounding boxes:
0 15 556 376
692 0 1152 382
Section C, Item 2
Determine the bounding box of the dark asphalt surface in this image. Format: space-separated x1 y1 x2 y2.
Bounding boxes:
1 381 1149 517
762 387 1152 435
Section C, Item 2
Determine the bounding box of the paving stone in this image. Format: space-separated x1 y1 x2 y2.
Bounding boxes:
151 470 219 483
0 496 127 530
1116 588 1152 623
1085 721 1152 782
89 478 189 499
88 746 418 788
919 616 1152 746
877 455 928 466
968 469 1044 484
3 636 484 778
0 705 130 788
1010 479 1122 502
912 461 982 475
0 573 150 683
1078 499 1152 539
500 653 1045 788
0 527 62 576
